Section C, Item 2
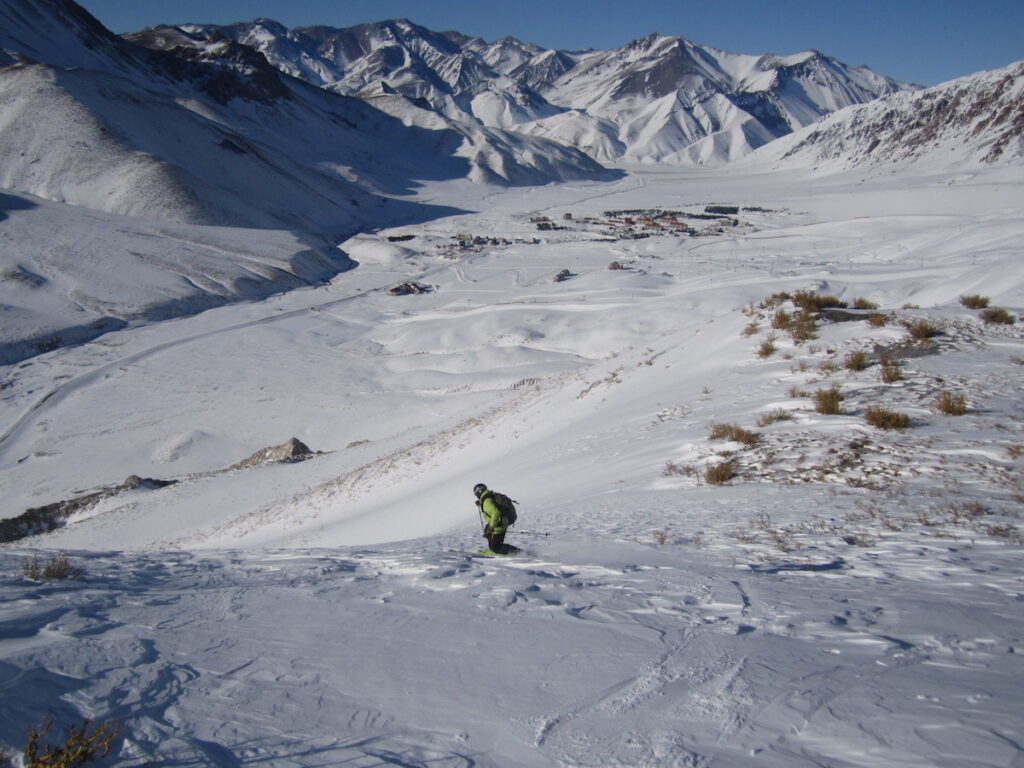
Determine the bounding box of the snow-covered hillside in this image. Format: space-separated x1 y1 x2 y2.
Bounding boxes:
0 0 615 362
1 3 1023 765
753 61 1024 172
0 190 357 365
1 158 1022 765
135 19 912 166
0 0 612 227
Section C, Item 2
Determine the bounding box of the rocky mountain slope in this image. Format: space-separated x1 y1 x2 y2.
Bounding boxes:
754 61 1024 171
0 0 615 362
137 18 912 165
0 0 612 231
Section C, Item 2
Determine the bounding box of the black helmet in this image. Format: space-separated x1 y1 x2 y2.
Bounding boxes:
473 483 487 498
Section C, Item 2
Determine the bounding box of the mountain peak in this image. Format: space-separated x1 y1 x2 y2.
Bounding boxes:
93 7 917 168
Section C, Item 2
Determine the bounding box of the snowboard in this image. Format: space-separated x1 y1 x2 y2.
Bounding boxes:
448 549 522 558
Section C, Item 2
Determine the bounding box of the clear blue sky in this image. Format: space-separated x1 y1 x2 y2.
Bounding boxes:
80 0 1023 87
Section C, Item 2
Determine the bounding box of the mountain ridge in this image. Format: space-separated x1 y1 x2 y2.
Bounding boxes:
134 17 913 166
750 61 1024 171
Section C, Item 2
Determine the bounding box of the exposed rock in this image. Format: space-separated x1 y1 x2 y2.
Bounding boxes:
388 281 432 296
0 474 177 543
229 437 317 470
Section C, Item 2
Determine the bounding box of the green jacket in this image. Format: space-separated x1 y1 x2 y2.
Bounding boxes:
478 492 506 534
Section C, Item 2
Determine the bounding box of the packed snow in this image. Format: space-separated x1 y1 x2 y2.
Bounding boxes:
1 156 1022 766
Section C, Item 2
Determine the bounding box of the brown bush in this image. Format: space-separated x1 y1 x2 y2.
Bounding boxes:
844 350 868 371
864 407 910 430
936 390 967 415
757 408 795 427
22 554 82 581
852 297 879 310
959 294 990 309
879 354 904 383
786 310 816 344
814 385 843 415
708 423 759 446
771 309 792 330
24 718 120 768
980 307 1016 325
793 291 848 312
759 292 792 309
866 312 888 327
903 318 942 341
704 460 735 485
757 336 777 358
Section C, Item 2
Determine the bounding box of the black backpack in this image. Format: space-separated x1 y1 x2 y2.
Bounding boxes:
488 491 518 528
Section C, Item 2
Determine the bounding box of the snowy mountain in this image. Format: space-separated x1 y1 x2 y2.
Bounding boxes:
0 1 611 224
142 19 912 165
2 4 1023 764
0 0 612 362
752 61 1024 171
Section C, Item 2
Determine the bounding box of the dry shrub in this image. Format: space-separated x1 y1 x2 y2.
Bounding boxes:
866 312 888 327
757 336 777 358
817 359 839 375
741 321 759 337
757 408 794 427
985 524 1022 544
959 294 990 309
759 292 792 309
708 423 759 446
814 384 843 415
23 554 82 581
790 310 818 343
662 460 693 477
793 290 848 312
844 350 868 371
879 354 904 383
704 460 735 485
903 318 942 341
864 406 910 430
25 718 120 768
852 297 879 310
771 309 792 330
936 390 967 415
787 385 810 398
980 307 1016 325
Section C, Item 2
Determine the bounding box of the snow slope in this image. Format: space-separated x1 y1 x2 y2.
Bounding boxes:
0 189 354 365
0 0 615 362
1 161 1022 766
752 61 1024 173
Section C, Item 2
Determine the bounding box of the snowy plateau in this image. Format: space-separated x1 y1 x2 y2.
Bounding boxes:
1 1 1024 767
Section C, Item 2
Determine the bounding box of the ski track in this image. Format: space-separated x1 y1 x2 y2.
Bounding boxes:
2 542 1021 767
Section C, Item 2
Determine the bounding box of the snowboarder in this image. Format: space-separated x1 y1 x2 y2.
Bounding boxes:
474 483 521 555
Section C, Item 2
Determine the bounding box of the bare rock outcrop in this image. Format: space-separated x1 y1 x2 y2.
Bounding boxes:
228 438 316 470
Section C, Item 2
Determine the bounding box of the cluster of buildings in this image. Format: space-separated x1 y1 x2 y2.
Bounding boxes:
434 232 541 258
531 207 742 240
